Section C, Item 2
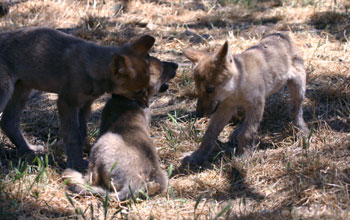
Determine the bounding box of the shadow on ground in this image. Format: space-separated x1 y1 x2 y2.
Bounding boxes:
0 198 73 220
309 11 350 42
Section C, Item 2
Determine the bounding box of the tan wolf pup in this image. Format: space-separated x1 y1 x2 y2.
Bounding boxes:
0 27 155 169
63 57 178 201
183 33 308 166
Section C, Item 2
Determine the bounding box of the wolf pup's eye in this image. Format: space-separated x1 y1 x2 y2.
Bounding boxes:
206 87 215 94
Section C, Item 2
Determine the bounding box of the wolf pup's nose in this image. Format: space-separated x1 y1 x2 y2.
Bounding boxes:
171 62 178 69
159 83 169 92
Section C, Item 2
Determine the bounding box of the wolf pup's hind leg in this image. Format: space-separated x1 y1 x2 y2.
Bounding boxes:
287 58 308 134
287 77 308 133
0 71 13 112
1 81 44 153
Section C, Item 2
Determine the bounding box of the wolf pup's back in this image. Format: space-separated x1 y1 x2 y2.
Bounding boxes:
0 27 155 169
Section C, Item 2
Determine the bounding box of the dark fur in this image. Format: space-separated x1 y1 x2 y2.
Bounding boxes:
63 58 178 201
0 27 155 169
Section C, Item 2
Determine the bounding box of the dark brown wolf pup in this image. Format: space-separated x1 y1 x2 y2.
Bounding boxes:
0 27 155 169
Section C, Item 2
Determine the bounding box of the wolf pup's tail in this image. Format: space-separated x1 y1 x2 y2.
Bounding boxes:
63 168 143 201
63 168 108 197
63 169 167 201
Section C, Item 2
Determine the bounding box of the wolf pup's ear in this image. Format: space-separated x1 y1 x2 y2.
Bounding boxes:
183 48 206 63
113 55 136 79
214 41 230 65
131 35 155 56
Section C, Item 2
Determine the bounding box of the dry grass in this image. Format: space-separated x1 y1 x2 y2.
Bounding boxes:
0 0 350 219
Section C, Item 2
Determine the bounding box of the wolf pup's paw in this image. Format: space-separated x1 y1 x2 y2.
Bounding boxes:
28 144 45 153
18 144 45 155
180 150 208 168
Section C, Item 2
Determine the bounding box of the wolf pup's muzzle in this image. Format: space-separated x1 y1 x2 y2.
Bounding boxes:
196 101 221 118
159 61 178 93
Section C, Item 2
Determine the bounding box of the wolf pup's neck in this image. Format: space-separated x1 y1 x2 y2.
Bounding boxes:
99 94 148 136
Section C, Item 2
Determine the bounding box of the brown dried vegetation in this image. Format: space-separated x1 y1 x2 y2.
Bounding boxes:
0 0 349 219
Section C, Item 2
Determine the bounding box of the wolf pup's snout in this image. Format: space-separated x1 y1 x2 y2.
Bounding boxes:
159 61 178 93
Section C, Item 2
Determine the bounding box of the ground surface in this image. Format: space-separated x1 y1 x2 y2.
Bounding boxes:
0 0 350 219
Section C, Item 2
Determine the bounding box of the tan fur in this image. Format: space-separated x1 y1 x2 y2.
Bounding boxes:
63 57 178 201
0 27 155 169
183 33 308 166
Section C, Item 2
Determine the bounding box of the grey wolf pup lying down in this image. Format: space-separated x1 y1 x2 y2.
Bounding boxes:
0 27 155 169
183 32 308 167
63 57 178 201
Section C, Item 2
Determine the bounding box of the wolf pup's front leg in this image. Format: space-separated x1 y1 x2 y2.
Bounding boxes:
78 100 93 144
182 100 235 167
57 97 87 170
